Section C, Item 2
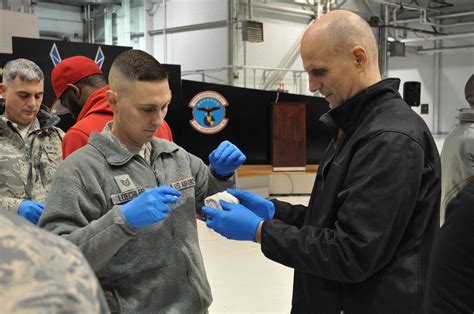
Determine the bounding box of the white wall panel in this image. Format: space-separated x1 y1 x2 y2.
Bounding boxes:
0 10 39 53
35 2 82 41
154 27 228 83
162 0 227 28
389 51 474 133
388 54 435 131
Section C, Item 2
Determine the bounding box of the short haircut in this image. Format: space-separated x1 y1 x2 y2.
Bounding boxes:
326 13 378 63
109 50 168 82
2 58 44 85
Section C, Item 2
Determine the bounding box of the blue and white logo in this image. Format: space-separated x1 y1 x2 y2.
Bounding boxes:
95 46 105 69
49 43 104 69
50 43 62 66
189 91 229 134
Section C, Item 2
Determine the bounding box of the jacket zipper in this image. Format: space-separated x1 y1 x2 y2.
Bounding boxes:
25 131 39 199
337 281 344 314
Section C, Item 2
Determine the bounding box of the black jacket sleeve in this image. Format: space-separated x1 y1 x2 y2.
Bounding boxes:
271 199 307 228
261 132 428 283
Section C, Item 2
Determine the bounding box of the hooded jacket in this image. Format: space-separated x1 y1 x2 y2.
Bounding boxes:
261 79 440 314
0 107 63 213
62 85 173 159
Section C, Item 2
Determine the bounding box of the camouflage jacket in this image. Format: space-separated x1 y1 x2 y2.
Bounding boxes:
0 108 64 213
0 209 109 313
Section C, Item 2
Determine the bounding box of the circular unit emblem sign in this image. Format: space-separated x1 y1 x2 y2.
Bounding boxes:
189 91 229 134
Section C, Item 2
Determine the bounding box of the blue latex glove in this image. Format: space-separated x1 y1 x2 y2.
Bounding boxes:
227 189 275 220
209 140 246 177
121 186 181 229
202 200 263 241
18 200 44 224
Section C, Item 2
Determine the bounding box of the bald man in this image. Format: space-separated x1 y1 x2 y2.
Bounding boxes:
202 10 440 313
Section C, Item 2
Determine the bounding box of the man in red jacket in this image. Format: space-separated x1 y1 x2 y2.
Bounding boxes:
51 55 173 159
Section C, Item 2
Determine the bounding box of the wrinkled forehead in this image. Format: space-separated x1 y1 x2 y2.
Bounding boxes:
301 26 332 56
6 76 44 91
302 25 325 48
301 34 337 71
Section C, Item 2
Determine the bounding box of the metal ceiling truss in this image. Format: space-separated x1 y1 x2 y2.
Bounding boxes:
373 0 474 54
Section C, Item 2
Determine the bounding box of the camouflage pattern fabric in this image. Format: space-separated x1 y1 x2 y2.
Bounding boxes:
0 108 64 213
0 209 109 313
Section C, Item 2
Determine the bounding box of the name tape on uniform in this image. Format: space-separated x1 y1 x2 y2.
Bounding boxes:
170 177 196 191
111 188 145 205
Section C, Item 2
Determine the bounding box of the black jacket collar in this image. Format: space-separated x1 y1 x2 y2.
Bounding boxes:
320 78 402 138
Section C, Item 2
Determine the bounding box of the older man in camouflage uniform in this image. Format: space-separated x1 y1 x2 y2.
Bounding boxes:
0 208 109 313
0 58 63 224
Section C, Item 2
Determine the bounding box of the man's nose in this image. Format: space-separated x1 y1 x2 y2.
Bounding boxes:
151 111 164 126
308 77 322 93
27 96 38 106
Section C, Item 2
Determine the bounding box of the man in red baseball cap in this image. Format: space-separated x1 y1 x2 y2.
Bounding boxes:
51 55 173 159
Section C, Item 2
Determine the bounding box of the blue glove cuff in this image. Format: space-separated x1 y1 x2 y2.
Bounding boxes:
249 216 264 242
210 167 233 179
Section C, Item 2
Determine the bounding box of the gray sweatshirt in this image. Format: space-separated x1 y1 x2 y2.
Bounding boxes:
40 126 236 313
440 111 474 224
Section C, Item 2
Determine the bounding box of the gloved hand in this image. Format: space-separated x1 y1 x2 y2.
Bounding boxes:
209 140 246 177
227 189 275 220
18 200 44 224
121 186 181 229
202 200 263 241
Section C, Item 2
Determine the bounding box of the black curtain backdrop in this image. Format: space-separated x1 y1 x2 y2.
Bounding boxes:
169 80 331 164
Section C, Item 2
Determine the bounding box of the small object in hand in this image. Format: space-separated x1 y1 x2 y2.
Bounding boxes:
204 191 239 210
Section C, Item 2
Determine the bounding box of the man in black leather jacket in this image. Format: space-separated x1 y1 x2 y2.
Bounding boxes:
202 10 440 314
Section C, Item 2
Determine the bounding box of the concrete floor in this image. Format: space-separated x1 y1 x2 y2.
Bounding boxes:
199 196 310 314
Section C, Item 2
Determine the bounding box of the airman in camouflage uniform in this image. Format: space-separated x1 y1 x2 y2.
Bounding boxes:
0 58 63 223
0 209 109 313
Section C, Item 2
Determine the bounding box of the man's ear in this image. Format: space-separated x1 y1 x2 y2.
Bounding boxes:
107 89 118 110
352 46 368 69
0 83 6 97
66 83 81 98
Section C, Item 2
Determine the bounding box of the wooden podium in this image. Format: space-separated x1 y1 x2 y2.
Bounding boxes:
272 102 306 171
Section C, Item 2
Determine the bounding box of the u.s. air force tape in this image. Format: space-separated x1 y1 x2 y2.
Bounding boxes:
170 177 196 191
